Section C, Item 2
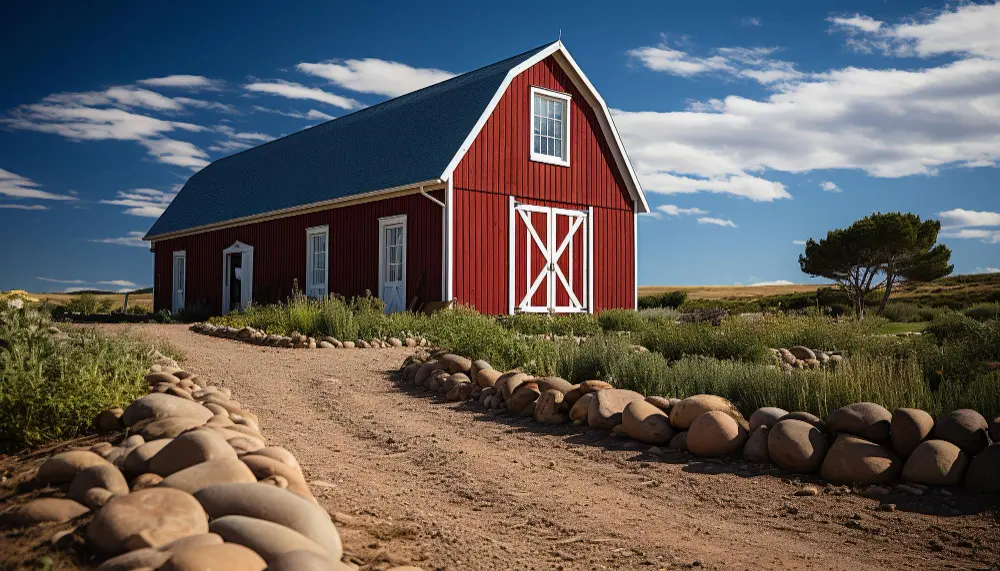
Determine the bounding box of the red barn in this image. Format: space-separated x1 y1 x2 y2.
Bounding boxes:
145 41 649 315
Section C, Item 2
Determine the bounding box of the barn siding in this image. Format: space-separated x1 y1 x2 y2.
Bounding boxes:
153 191 443 314
452 55 636 314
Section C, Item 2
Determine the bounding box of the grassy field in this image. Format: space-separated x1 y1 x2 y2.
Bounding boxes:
639 284 829 300
25 292 153 310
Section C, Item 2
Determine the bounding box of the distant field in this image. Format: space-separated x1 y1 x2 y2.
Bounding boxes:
32 292 153 309
639 284 829 300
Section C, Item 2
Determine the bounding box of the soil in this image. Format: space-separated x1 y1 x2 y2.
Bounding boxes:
3 323 999 570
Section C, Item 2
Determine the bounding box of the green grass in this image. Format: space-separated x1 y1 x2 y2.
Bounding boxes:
876 322 928 335
0 307 172 450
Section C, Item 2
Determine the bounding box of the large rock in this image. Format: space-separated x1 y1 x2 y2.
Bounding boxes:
768 419 828 472
160 458 257 494
965 443 1000 493
1 498 88 527
440 354 472 375
788 346 816 361
149 429 237 476
670 395 744 430
475 368 503 390
209 515 331 564
240 454 314 502
820 435 901 485
414 361 441 386
96 547 171 571
934 409 991 455
193 483 342 559
778 412 828 433
743 425 770 463
122 393 213 427
37 451 110 484
668 431 688 452
251 446 300 469
902 440 969 486
534 377 574 395
587 389 645 430
87 487 208 554
68 464 129 504
687 411 748 457
140 417 204 441
826 402 892 443
569 393 594 423
645 396 678 414
497 372 531 401
891 408 934 458
123 439 174 476
534 390 568 425
267 549 351 571
162 543 266 571
507 383 540 414
621 400 674 445
990 416 1000 443
749 407 788 432
95 407 124 433
578 380 614 394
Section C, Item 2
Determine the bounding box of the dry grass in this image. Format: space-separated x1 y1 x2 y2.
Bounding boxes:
639 284 829 300
28 292 153 309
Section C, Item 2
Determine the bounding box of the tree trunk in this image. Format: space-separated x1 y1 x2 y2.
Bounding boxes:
878 274 895 314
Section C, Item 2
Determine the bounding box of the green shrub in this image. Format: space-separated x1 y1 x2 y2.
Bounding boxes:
963 302 1000 322
505 313 601 337
425 307 534 371
881 302 949 323
65 292 99 314
0 307 168 450
638 290 688 309
597 309 646 333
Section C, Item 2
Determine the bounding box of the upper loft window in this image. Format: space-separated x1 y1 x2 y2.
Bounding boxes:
530 86 571 167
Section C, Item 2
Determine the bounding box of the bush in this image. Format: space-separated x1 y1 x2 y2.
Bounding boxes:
505 313 601 337
638 290 687 309
963 302 1000 322
0 307 172 450
64 292 99 314
881 302 949 323
597 309 646 333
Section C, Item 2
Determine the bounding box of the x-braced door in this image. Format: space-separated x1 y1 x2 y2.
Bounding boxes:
509 198 592 314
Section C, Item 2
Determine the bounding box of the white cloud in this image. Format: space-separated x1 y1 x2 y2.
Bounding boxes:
830 3 1000 59
251 106 335 121
628 40 802 84
937 208 1000 229
820 181 841 192
209 127 274 154
244 81 362 110
697 216 737 227
139 138 209 169
750 279 795 286
940 228 1000 244
100 188 176 218
978 266 1000 273
174 98 238 113
0 203 48 210
0 168 77 201
741 17 762 27
36 277 87 284
658 204 708 216
97 279 137 287
792 240 807 245
617 4 1000 203
138 75 223 90
90 231 148 248
43 87 183 111
296 58 455 97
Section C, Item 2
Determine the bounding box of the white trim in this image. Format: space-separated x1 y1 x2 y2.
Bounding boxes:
222 241 254 313
507 196 515 315
378 214 408 313
633 208 639 310
171 250 186 314
439 41 649 213
528 86 571 167
305 224 329 299
445 178 454 302
587 206 595 313
510 201 591 314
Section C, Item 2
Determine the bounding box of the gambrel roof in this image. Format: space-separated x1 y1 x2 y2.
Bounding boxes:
146 41 647 240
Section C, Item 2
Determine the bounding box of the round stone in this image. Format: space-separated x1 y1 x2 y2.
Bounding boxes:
266 549 351 571
644 396 676 414
123 439 174 476
670 395 745 430
161 543 266 571
902 440 969 486
38 451 111 484
621 400 674 445
208 515 332 564
820 434 901 485
87 487 208 554
743 425 770 463
826 402 892 443
934 409 991 455
768 419 828 472
534 389 568 425
569 393 594 423
534 377 574 395
131 473 164 491
507 383 541 415
890 408 934 457
1 498 88 526
587 389 646 430
121 393 213 427
160 458 258 494
965 443 1000 493
240 454 314 502
95 407 125 433
149 429 238 476
68 463 129 504
687 411 748 457
778 411 828 433
749 407 788 432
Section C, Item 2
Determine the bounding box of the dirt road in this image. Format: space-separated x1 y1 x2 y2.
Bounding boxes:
121 324 998 570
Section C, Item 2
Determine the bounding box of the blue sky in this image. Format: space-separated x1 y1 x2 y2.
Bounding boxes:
1 0 998 292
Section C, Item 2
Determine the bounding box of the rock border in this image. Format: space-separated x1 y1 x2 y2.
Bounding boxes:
1 347 422 571
190 322 428 350
399 351 999 498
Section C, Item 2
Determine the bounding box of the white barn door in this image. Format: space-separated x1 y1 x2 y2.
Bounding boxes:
172 250 186 313
378 215 407 313
509 199 592 314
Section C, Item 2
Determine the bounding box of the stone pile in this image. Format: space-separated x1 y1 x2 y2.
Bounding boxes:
401 351 1000 494
1 349 420 571
191 322 427 350
770 345 844 370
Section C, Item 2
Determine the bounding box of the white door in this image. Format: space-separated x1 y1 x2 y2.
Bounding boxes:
172 251 186 313
306 225 329 298
509 200 592 314
222 241 254 313
378 215 407 313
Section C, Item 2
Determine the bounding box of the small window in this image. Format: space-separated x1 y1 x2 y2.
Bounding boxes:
530 86 571 166
306 225 328 298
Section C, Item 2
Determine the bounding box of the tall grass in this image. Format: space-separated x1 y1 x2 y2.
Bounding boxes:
0 307 168 450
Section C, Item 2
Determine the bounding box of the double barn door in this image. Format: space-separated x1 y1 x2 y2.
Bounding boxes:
510 200 593 313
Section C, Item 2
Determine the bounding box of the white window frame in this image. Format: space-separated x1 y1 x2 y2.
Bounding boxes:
222 241 254 313
529 86 571 167
172 250 186 314
378 215 408 313
305 225 329 299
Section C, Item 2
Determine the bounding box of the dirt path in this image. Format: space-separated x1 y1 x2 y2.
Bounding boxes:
120 324 999 570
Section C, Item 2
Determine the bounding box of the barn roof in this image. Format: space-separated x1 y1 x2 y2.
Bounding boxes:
146 42 555 239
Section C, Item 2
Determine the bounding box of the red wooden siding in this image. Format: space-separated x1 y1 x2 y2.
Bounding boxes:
452 55 636 314
153 191 443 313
